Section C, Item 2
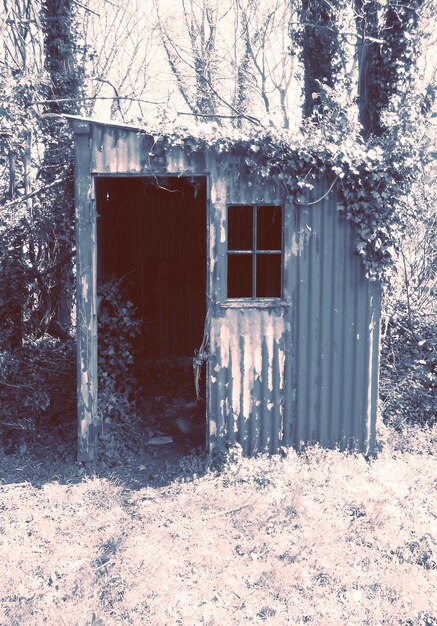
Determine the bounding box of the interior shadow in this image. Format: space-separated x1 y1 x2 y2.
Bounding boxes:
96 176 207 456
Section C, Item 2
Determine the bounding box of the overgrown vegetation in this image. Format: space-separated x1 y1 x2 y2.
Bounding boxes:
0 426 435 625
0 337 76 454
381 320 436 427
97 277 142 463
141 106 429 282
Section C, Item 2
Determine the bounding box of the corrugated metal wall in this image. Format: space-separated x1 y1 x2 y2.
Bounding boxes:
209 308 288 455
74 120 381 459
207 166 380 456
284 182 381 453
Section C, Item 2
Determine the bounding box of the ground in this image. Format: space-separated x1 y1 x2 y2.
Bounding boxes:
0 425 435 625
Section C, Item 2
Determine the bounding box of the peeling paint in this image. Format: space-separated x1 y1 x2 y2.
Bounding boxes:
291 225 314 256
81 275 88 300
209 222 216 276
220 219 226 244
209 307 287 454
291 232 301 256
219 324 230 367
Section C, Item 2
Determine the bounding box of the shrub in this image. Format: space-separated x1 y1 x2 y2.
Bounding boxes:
97 277 141 461
380 314 436 428
0 336 76 453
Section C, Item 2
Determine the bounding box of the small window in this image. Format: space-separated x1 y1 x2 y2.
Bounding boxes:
227 205 282 299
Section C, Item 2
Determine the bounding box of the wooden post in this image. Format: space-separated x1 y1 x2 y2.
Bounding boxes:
73 120 99 465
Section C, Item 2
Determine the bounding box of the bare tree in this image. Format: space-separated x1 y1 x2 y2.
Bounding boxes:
238 0 296 127
81 0 164 121
155 0 298 127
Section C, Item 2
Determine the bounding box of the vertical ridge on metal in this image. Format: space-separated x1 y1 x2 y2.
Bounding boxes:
284 179 381 454
72 119 99 464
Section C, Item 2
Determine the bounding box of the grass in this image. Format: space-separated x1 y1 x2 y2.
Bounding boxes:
0 425 435 625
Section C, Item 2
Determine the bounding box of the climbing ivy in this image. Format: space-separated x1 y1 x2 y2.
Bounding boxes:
138 95 430 284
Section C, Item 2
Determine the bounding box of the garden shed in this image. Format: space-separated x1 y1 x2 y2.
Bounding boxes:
69 116 381 463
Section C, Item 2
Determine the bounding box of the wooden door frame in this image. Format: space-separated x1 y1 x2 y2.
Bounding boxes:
73 119 99 463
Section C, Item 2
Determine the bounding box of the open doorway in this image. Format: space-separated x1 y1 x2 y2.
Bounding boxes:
96 176 207 453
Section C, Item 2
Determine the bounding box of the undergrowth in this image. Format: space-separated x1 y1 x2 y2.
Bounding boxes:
0 337 76 453
97 276 142 463
380 309 436 429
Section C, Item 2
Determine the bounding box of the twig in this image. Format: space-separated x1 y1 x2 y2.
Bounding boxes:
71 0 100 16
2 178 65 210
202 502 254 520
32 96 164 106
296 175 339 206
0 419 33 430
0 381 34 389
194 308 210 400
202 493 262 520
0 482 31 489
93 78 125 121
177 112 249 120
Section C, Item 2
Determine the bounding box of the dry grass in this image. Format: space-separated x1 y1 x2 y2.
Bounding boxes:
0 426 435 625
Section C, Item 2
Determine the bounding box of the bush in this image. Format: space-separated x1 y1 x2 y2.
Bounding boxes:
0 336 76 452
97 277 142 461
380 314 436 427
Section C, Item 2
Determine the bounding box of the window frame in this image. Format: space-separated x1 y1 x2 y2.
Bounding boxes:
226 203 284 301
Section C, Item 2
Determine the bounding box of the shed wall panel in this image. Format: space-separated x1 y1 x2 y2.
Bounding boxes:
209 308 288 455
284 181 380 453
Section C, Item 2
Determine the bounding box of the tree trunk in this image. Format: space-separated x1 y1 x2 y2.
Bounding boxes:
40 0 83 334
355 0 422 139
299 0 340 118
354 0 384 138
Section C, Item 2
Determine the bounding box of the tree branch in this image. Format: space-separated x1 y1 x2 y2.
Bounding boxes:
2 178 65 210
163 33 261 125
31 96 164 106
177 112 249 119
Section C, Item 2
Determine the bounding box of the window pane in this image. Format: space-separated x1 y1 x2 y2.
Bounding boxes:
256 205 282 250
228 254 253 298
256 254 282 297
228 205 253 250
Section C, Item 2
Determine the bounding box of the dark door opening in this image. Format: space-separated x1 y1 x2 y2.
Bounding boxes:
96 176 207 452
